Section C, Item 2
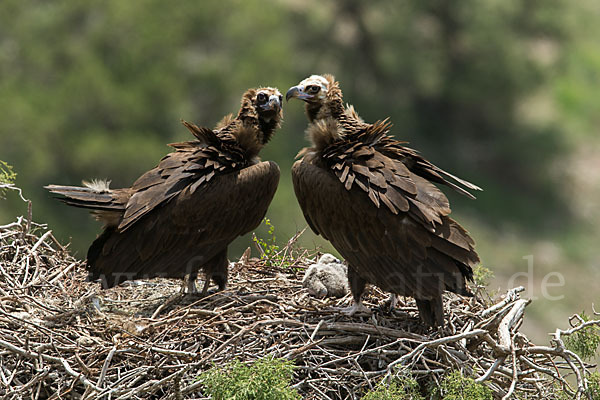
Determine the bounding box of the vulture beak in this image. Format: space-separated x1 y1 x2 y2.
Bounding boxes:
260 95 282 112
286 86 312 102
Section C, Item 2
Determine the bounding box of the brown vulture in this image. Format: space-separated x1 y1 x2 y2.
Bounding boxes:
46 87 283 294
286 75 481 327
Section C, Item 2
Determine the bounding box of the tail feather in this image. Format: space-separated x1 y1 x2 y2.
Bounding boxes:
45 182 128 228
45 183 127 212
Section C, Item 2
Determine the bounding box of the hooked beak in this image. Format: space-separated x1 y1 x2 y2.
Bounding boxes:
260 95 282 112
286 86 313 102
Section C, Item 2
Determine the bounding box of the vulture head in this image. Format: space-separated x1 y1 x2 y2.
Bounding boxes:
238 87 283 145
286 74 343 123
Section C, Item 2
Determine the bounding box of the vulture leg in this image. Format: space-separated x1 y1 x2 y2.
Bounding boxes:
415 296 444 327
200 249 229 296
179 272 198 294
180 274 199 294
187 272 198 294
341 266 370 316
200 277 211 296
387 293 399 311
211 250 228 291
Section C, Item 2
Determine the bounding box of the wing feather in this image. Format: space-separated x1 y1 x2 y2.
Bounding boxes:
89 161 280 287
292 158 476 299
119 126 246 231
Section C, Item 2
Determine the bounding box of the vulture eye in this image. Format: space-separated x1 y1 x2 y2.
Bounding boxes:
257 92 268 103
306 85 320 94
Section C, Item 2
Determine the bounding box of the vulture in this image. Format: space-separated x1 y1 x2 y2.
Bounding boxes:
46 87 283 294
286 75 481 327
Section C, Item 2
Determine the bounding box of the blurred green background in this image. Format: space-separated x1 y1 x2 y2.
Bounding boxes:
1 0 599 343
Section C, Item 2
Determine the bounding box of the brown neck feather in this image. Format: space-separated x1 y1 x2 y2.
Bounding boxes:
218 90 281 160
304 80 346 123
212 90 262 160
237 89 260 130
304 77 359 151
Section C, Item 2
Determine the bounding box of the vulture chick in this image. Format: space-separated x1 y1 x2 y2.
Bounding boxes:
286 75 481 327
46 87 283 294
302 254 348 298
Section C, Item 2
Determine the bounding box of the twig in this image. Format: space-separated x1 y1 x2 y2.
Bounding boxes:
385 329 487 372
476 356 506 382
1 207 596 399
97 346 117 387
482 286 525 318
0 339 101 392
502 345 518 400
498 299 531 352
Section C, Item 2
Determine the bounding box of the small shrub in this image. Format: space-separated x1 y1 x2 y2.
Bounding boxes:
586 371 600 400
432 371 492 400
199 357 300 400
555 372 600 400
362 374 424 400
0 160 17 198
565 312 600 361
253 218 280 261
252 218 299 268
472 264 494 287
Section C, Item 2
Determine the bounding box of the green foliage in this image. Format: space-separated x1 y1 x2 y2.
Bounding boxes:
553 371 600 400
472 264 494 287
586 371 600 400
252 218 281 264
432 371 492 400
252 218 299 269
553 387 573 400
0 160 17 198
0 160 16 185
362 374 424 400
565 312 600 361
199 357 300 400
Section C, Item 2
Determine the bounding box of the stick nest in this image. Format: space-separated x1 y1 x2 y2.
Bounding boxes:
0 192 598 399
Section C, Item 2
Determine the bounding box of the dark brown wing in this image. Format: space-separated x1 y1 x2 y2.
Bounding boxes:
88 161 280 288
292 155 477 300
322 143 450 230
119 122 245 232
319 122 480 232
379 141 482 200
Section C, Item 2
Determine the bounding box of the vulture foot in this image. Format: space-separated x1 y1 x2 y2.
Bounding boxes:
179 277 198 295
199 278 211 297
339 302 371 316
386 293 399 312
188 279 199 295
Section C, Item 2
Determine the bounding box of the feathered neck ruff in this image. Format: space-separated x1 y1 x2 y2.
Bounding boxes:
304 75 366 151
216 89 282 160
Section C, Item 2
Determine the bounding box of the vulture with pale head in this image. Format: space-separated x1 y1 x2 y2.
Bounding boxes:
46 87 283 294
286 75 480 327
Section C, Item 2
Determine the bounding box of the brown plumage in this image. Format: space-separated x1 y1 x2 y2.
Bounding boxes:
287 75 481 327
46 87 283 294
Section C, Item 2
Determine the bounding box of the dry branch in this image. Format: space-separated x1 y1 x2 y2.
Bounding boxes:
1 200 599 399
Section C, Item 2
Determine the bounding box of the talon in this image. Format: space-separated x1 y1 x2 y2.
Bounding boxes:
187 278 198 294
200 278 211 296
338 301 371 316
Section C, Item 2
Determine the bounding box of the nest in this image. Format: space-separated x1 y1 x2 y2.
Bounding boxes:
0 185 598 399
